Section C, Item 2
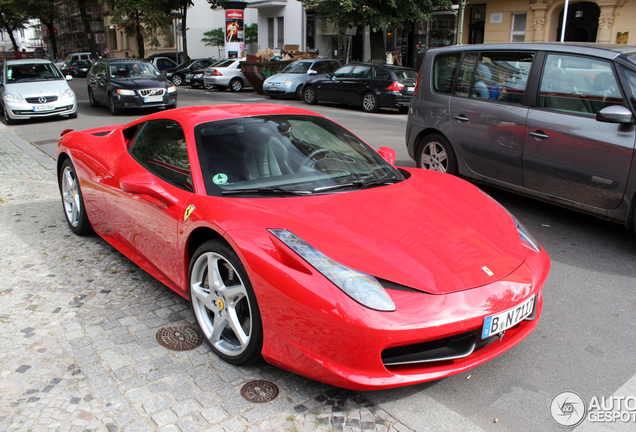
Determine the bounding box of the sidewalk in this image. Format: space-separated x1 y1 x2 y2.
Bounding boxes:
0 123 484 432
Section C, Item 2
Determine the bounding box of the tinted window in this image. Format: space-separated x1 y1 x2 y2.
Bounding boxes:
351 66 371 78
312 62 331 74
328 62 340 72
472 52 533 104
130 120 191 190
109 62 159 78
455 53 478 97
433 53 460 94
393 69 418 81
374 68 390 80
619 65 636 111
216 60 235 68
333 65 354 78
538 54 624 116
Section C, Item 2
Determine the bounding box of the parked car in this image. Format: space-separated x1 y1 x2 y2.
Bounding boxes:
146 52 186 64
0 59 77 124
302 62 417 112
263 59 341 99
86 59 177 115
145 56 177 72
202 58 249 92
57 103 549 390
65 52 92 63
186 59 226 89
163 58 216 86
59 60 92 77
406 42 636 231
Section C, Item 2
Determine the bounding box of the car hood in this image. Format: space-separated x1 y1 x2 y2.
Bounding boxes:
7 80 70 97
110 78 168 88
265 73 309 84
221 170 526 295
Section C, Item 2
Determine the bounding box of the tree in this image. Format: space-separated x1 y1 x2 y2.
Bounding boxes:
103 0 174 58
201 28 224 58
245 23 257 45
24 0 61 58
0 0 29 51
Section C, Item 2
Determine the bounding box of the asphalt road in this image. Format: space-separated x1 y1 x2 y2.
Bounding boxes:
7 77 636 432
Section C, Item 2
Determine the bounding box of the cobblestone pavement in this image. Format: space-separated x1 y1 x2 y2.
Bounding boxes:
0 123 419 431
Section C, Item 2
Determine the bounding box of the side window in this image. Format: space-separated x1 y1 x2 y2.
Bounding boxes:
374 68 390 80
619 65 636 112
472 52 533 104
433 53 460 94
329 62 340 72
351 66 371 78
539 54 624 116
312 62 327 74
130 120 192 191
333 65 354 78
455 53 478 97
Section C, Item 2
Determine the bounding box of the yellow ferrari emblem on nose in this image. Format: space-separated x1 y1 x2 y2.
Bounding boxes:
184 204 195 221
216 299 225 310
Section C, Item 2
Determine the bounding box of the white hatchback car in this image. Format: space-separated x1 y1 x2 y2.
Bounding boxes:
1 59 77 124
202 58 249 92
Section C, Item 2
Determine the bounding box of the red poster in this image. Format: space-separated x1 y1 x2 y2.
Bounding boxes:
225 10 244 43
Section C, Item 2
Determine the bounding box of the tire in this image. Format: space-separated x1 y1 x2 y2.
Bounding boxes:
88 89 99 107
204 83 214 90
362 92 380 113
59 158 92 236
3 105 15 125
171 74 183 86
295 85 303 100
303 86 317 105
229 78 243 92
189 240 263 365
108 93 120 115
68 112 78 119
416 133 458 175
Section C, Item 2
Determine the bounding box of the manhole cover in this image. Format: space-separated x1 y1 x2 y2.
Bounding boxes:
156 325 203 351
240 380 279 403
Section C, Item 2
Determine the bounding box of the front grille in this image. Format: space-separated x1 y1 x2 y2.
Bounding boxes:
139 88 165 97
13 105 73 116
25 96 59 104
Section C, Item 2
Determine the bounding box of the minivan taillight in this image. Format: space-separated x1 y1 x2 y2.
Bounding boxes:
414 65 422 96
387 82 404 91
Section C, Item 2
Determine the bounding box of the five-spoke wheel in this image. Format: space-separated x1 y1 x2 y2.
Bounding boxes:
59 159 92 235
416 133 457 175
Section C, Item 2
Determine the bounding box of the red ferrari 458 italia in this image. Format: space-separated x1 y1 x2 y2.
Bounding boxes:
57 104 550 390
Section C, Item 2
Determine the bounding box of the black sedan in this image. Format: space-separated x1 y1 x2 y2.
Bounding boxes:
60 60 92 78
302 62 417 113
87 59 177 115
162 58 216 86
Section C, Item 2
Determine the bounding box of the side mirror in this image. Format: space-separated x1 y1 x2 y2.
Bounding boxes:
66 75 73 81
596 105 634 124
378 146 396 166
308 70 317 75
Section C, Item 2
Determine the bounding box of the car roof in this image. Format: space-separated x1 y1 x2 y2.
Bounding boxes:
426 42 636 60
345 62 415 70
6 59 53 65
101 58 152 64
121 104 323 130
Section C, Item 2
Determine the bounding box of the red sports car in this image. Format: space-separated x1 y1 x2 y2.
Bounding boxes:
57 104 550 390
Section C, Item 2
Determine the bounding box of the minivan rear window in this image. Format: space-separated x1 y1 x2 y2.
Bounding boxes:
433 53 460 94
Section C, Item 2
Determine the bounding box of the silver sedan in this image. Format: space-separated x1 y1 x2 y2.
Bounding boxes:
202 58 249 92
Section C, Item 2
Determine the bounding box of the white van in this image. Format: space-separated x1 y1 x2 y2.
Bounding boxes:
66 52 92 62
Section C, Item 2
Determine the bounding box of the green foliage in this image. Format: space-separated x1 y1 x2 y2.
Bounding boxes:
202 28 224 48
298 0 452 32
245 23 257 45
0 0 29 50
206 0 223 9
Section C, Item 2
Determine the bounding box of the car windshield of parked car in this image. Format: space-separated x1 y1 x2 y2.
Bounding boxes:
195 115 403 197
6 63 64 82
281 62 312 74
109 62 159 79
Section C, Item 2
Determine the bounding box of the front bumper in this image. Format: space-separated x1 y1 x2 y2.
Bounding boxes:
5 99 77 120
202 76 231 87
263 83 295 97
112 92 177 109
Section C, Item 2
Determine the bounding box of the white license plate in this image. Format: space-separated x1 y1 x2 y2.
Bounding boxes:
185 79 191 83
33 104 55 112
269 87 278 91
407 86 415 92
143 96 163 103
481 295 535 339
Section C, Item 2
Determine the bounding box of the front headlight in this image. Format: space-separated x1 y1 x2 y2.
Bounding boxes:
61 89 74 99
117 89 135 96
269 229 396 311
284 79 291 86
167 85 177 93
194 74 203 79
480 190 541 253
4 93 25 103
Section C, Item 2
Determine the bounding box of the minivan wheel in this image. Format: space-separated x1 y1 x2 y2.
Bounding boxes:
416 134 458 175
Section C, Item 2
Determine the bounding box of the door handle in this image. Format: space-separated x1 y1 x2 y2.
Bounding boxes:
453 115 469 122
529 130 549 140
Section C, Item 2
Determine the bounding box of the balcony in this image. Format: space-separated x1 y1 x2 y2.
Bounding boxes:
245 0 287 8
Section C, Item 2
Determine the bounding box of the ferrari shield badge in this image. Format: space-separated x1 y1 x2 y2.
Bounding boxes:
184 204 195 222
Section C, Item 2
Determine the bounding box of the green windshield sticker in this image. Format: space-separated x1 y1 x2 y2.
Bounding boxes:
213 173 228 185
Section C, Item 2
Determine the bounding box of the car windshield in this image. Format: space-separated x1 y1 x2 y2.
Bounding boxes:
195 115 403 197
175 60 195 69
6 63 64 82
281 62 312 74
109 62 160 79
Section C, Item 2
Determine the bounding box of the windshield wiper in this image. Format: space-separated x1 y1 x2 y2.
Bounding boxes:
221 186 313 196
313 177 401 193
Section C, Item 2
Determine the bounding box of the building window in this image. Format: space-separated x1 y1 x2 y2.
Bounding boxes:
511 14 527 42
277 17 284 48
267 18 274 49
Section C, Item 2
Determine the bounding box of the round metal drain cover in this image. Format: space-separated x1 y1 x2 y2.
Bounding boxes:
240 380 279 403
156 325 203 351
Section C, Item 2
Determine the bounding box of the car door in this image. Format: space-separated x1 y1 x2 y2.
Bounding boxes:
103 119 192 289
317 65 354 102
523 53 635 209
88 62 106 104
339 65 372 105
450 51 534 186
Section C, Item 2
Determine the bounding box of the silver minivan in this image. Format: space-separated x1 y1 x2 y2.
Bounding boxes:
406 42 636 230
